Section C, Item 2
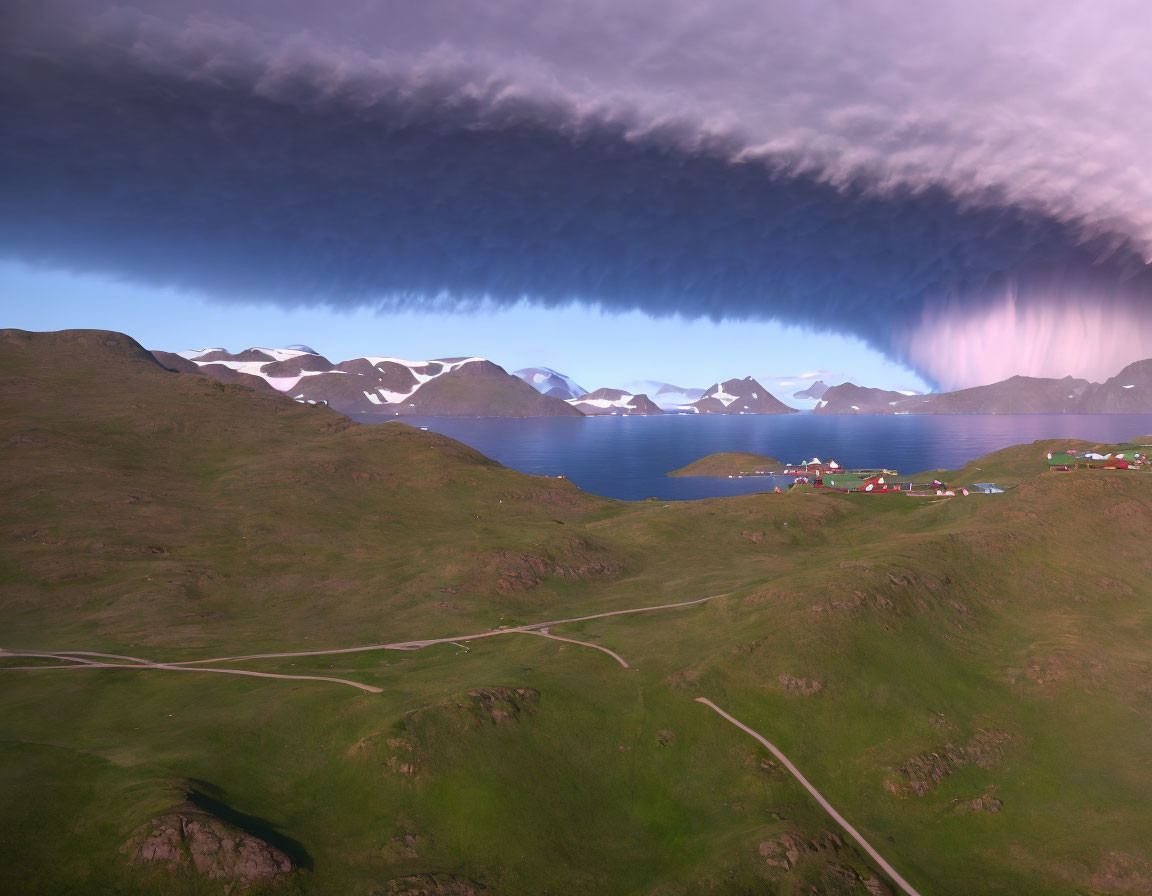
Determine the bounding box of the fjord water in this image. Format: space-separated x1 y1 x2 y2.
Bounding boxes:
359 413 1152 501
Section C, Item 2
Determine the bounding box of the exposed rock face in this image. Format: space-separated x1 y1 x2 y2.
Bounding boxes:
756 831 891 894
778 674 823 695
758 831 843 870
953 794 1003 813
567 387 664 415
887 728 1010 796
690 377 797 414
465 687 541 724
123 809 294 885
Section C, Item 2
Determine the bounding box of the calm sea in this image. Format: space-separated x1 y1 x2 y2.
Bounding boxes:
355 413 1152 501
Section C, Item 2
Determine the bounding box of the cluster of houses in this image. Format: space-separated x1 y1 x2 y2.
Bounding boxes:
780 457 1002 497
1047 448 1148 471
757 442 1150 499
784 458 915 494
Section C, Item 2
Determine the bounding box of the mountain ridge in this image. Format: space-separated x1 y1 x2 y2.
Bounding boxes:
814 360 1152 414
152 346 582 418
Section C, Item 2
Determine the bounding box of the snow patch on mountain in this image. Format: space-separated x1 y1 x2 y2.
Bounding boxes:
621 381 706 411
515 367 588 401
181 347 481 401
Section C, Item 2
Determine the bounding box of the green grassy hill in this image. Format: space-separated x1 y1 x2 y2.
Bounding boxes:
668 452 783 477
3 329 1152 895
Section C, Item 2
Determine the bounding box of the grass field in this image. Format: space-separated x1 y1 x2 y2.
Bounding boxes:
667 452 784 477
3 329 1152 895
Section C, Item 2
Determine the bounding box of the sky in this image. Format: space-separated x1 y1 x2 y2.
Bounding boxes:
0 260 925 395
2 1 1151 391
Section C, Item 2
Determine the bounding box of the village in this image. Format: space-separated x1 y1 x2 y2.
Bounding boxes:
779 458 984 497
720 442 1151 498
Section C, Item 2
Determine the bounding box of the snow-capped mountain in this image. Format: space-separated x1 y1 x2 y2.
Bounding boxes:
792 380 829 400
689 377 798 414
153 347 582 417
514 367 588 401
622 381 707 412
567 388 663 415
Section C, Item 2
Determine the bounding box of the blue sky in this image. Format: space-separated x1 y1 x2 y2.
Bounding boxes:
0 261 929 397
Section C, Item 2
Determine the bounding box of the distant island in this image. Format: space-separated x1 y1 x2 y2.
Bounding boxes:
668 452 783 477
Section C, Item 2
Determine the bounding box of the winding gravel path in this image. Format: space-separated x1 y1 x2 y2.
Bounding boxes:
695 698 923 896
162 595 716 666
0 595 714 690
0 651 383 692
526 628 630 668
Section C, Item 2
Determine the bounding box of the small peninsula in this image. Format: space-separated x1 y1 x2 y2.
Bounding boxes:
667 452 784 477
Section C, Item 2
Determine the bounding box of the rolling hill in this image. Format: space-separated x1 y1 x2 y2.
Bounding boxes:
3 328 1152 896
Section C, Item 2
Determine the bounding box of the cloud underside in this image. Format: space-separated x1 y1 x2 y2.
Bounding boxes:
3 43 1151 388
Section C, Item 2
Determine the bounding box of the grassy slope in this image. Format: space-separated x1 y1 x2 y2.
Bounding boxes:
3 330 1152 895
668 452 784 477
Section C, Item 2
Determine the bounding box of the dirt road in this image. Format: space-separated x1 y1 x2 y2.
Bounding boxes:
0 595 715 689
164 595 717 666
0 651 382 692
695 698 923 896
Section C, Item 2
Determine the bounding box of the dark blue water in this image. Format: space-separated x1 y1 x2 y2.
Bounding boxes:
357 413 1152 501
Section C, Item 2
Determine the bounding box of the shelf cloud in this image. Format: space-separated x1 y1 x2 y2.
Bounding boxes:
3 1 1151 388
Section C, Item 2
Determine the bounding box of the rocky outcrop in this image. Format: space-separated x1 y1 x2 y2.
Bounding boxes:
122 806 295 886
756 831 891 894
758 831 843 870
465 687 541 725
952 794 1003 813
778 674 823 695
887 728 1010 796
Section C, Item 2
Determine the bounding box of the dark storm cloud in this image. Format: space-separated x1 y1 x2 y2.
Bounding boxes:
3 2 1152 387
